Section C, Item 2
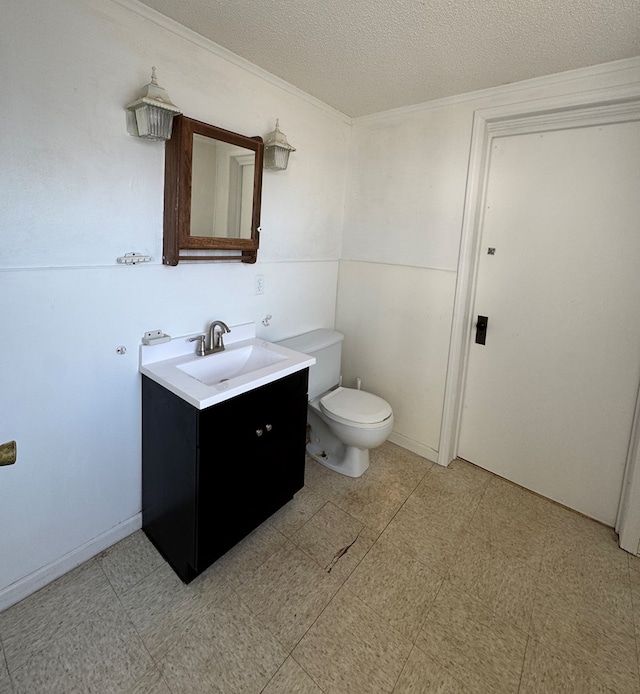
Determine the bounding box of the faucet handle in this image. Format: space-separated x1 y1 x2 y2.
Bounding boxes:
188 335 206 356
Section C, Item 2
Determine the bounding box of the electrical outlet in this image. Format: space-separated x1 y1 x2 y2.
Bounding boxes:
254 274 265 295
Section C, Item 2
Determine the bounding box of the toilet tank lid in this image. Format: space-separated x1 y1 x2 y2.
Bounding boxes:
278 329 344 354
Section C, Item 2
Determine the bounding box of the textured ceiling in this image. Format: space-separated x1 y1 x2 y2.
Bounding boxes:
135 0 640 117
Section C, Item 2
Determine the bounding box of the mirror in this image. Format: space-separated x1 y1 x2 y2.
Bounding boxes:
163 116 263 265
191 134 256 240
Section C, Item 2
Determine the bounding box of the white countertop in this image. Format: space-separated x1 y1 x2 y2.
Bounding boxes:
139 323 315 410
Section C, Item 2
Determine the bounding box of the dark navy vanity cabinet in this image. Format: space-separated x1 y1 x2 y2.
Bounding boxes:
142 369 308 582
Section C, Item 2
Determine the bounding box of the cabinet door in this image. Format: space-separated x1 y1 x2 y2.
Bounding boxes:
195 370 308 572
255 379 308 512
195 390 258 570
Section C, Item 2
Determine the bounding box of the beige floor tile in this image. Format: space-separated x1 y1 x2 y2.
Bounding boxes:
159 582 287 694
235 540 340 651
119 561 228 659
335 476 414 534
481 475 555 522
630 568 640 627
304 443 429 535
536 561 634 629
11 599 153 694
292 588 412 694
305 444 428 522
447 531 539 630
367 442 432 493
381 496 468 576
262 657 323 694
291 501 376 582
405 490 477 535
269 486 327 537
421 459 492 500
304 456 356 502
468 488 549 567
544 505 628 582
345 535 442 641
98 531 165 596
0 645 11 694
0 559 115 672
636 624 640 683
630 553 640 574
530 574 639 693
407 461 489 533
213 520 287 589
519 637 618 694
392 646 470 693
125 667 172 694
415 580 527 694
0 642 7 674
540 512 633 630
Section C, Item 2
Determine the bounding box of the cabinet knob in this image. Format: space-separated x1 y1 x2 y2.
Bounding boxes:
265 424 272 432
256 429 263 437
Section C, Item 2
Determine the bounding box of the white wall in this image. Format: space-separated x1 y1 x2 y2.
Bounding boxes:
337 58 640 459
0 0 347 606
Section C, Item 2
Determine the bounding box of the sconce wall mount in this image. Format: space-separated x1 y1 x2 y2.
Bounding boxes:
126 67 181 141
264 120 296 171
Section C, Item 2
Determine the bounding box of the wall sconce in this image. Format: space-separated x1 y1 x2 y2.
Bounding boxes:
263 120 296 171
126 67 181 141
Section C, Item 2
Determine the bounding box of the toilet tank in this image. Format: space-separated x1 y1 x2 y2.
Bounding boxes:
278 329 344 400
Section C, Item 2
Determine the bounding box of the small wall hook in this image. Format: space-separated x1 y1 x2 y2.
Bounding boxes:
262 314 272 326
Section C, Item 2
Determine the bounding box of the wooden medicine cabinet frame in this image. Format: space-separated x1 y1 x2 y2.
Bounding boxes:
163 115 264 265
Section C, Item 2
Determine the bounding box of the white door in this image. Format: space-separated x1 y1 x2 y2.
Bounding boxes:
457 119 640 525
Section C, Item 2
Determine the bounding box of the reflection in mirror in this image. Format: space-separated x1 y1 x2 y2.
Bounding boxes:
190 135 256 239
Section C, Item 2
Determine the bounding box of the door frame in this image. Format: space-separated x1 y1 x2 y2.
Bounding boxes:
438 85 640 552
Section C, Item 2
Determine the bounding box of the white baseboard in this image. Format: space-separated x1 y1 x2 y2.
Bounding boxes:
387 431 438 465
0 513 142 613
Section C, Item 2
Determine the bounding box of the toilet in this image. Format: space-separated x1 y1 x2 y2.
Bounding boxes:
278 329 393 477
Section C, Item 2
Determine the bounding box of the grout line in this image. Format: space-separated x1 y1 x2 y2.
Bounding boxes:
95 559 170 694
289 652 327 693
516 634 531 694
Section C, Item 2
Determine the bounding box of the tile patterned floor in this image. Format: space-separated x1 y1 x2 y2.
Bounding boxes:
1 442 640 693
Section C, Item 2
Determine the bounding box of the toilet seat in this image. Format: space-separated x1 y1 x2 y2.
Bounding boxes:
320 387 392 426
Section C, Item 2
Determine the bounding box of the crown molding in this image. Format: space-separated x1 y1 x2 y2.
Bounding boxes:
109 0 352 125
353 56 640 124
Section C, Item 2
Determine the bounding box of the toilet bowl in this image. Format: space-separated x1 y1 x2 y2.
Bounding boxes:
277 328 394 478
307 386 394 477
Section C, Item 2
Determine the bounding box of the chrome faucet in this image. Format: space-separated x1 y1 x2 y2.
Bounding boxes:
188 320 231 356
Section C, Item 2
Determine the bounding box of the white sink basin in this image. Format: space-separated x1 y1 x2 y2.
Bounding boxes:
177 343 287 386
139 324 315 410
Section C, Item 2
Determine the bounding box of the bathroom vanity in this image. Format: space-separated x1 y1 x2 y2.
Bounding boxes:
139 324 314 582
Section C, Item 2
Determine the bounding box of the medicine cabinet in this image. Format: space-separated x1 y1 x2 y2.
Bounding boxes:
163 115 264 265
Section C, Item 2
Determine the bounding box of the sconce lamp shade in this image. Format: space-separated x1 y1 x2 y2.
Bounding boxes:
264 120 296 170
126 67 181 141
